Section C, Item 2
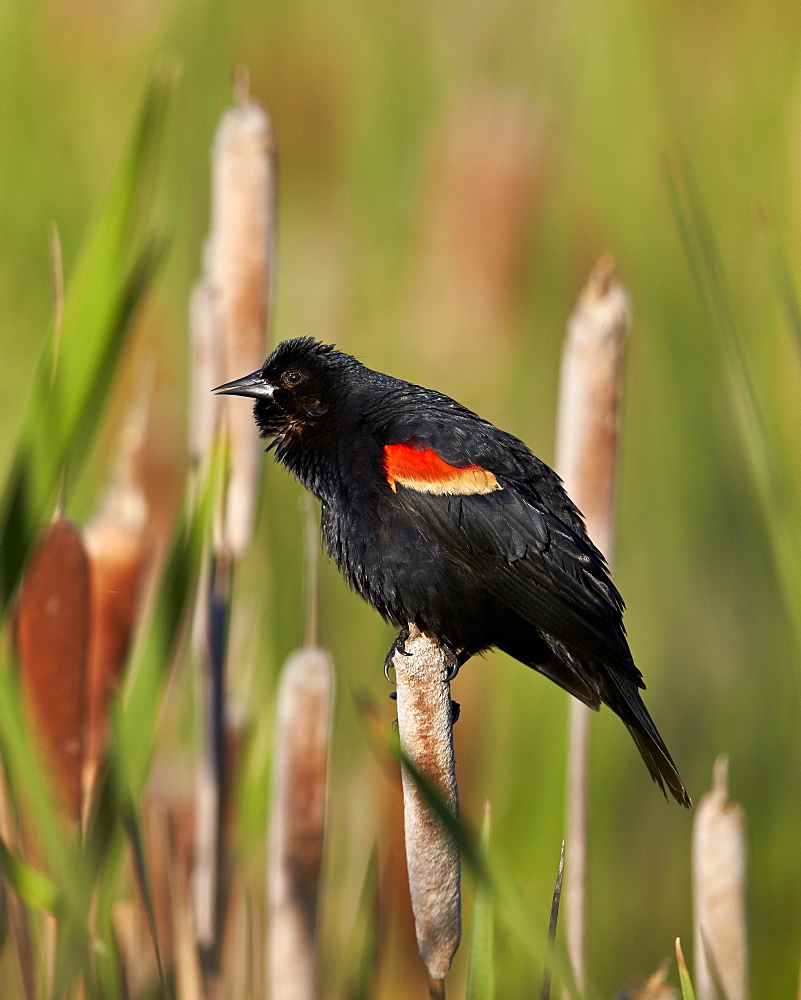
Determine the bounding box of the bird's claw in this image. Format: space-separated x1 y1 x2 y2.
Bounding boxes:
384 628 411 680
443 647 472 682
444 660 461 683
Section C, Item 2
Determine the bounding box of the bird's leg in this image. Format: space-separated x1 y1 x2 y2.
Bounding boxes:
384 626 411 681
443 646 476 683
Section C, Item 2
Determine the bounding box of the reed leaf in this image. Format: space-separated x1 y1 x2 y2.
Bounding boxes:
465 804 495 1000
0 69 173 608
0 839 59 914
675 938 697 1000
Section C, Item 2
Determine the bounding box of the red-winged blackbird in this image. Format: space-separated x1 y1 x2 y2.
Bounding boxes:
215 337 689 806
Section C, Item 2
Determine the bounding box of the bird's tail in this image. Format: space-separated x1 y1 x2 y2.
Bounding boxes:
502 630 691 806
603 672 691 808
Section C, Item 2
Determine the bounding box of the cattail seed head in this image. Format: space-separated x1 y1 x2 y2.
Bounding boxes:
692 755 748 1000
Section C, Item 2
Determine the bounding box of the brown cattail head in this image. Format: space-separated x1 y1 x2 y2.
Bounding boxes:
267 647 334 1000
16 517 90 825
692 755 748 1000
206 87 277 558
414 90 542 366
393 625 461 982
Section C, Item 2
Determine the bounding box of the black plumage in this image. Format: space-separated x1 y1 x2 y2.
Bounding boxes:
215 337 689 806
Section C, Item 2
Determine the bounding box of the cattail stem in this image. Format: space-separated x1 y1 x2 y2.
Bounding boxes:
192 551 231 964
555 255 631 992
393 625 461 983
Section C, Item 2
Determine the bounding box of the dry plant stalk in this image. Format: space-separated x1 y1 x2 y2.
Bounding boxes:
554 255 631 992
267 647 334 1000
113 899 159 1000
692 755 748 1000
392 625 461 987
213 869 251 1000
16 516 91 825
167 818 206 1000
142 761 197 973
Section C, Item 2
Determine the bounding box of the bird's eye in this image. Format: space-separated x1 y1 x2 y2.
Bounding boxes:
281 370 304 387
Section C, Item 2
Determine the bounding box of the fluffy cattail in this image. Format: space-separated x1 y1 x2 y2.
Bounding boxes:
189 78 278 961
206 77 277 557
692 756 748 1000
555 255 631 992
393 625 461 989
267 647 334 1000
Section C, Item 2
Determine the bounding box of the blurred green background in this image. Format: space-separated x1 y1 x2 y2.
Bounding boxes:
2 0 800 995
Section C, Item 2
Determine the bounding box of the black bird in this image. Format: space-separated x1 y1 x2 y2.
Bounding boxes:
215 337 689 806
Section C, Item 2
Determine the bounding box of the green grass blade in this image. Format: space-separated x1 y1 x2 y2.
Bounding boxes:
668 165 801 658
0 663 88 904
0 664 98 997
466 804 495 1000
114 449 220 800
675 938 697 1000
120 795 172 999
0 70 173 608
0 837 60 913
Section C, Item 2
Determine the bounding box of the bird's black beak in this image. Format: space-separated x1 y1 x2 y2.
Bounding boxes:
212 369 275 400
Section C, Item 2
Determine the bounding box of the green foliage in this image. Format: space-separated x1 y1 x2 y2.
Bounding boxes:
0 70 171 607
466 807 495 1000
0 67 206 999
675 939 697 1000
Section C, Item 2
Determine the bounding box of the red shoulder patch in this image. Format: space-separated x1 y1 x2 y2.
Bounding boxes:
383 442 501 495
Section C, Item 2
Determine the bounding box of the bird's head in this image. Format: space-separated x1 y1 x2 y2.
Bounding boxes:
213 337 355 447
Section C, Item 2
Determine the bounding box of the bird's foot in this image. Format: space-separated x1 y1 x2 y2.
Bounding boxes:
384 627 411 680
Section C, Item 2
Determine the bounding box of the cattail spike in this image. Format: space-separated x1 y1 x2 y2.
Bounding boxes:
556 255 631 993
16 517 90 825
393 625 461 982
693 754 748 1000
267 647 334 1000
207 93 277 558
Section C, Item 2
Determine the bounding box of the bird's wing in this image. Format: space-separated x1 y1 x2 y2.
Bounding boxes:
381 435 637 675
